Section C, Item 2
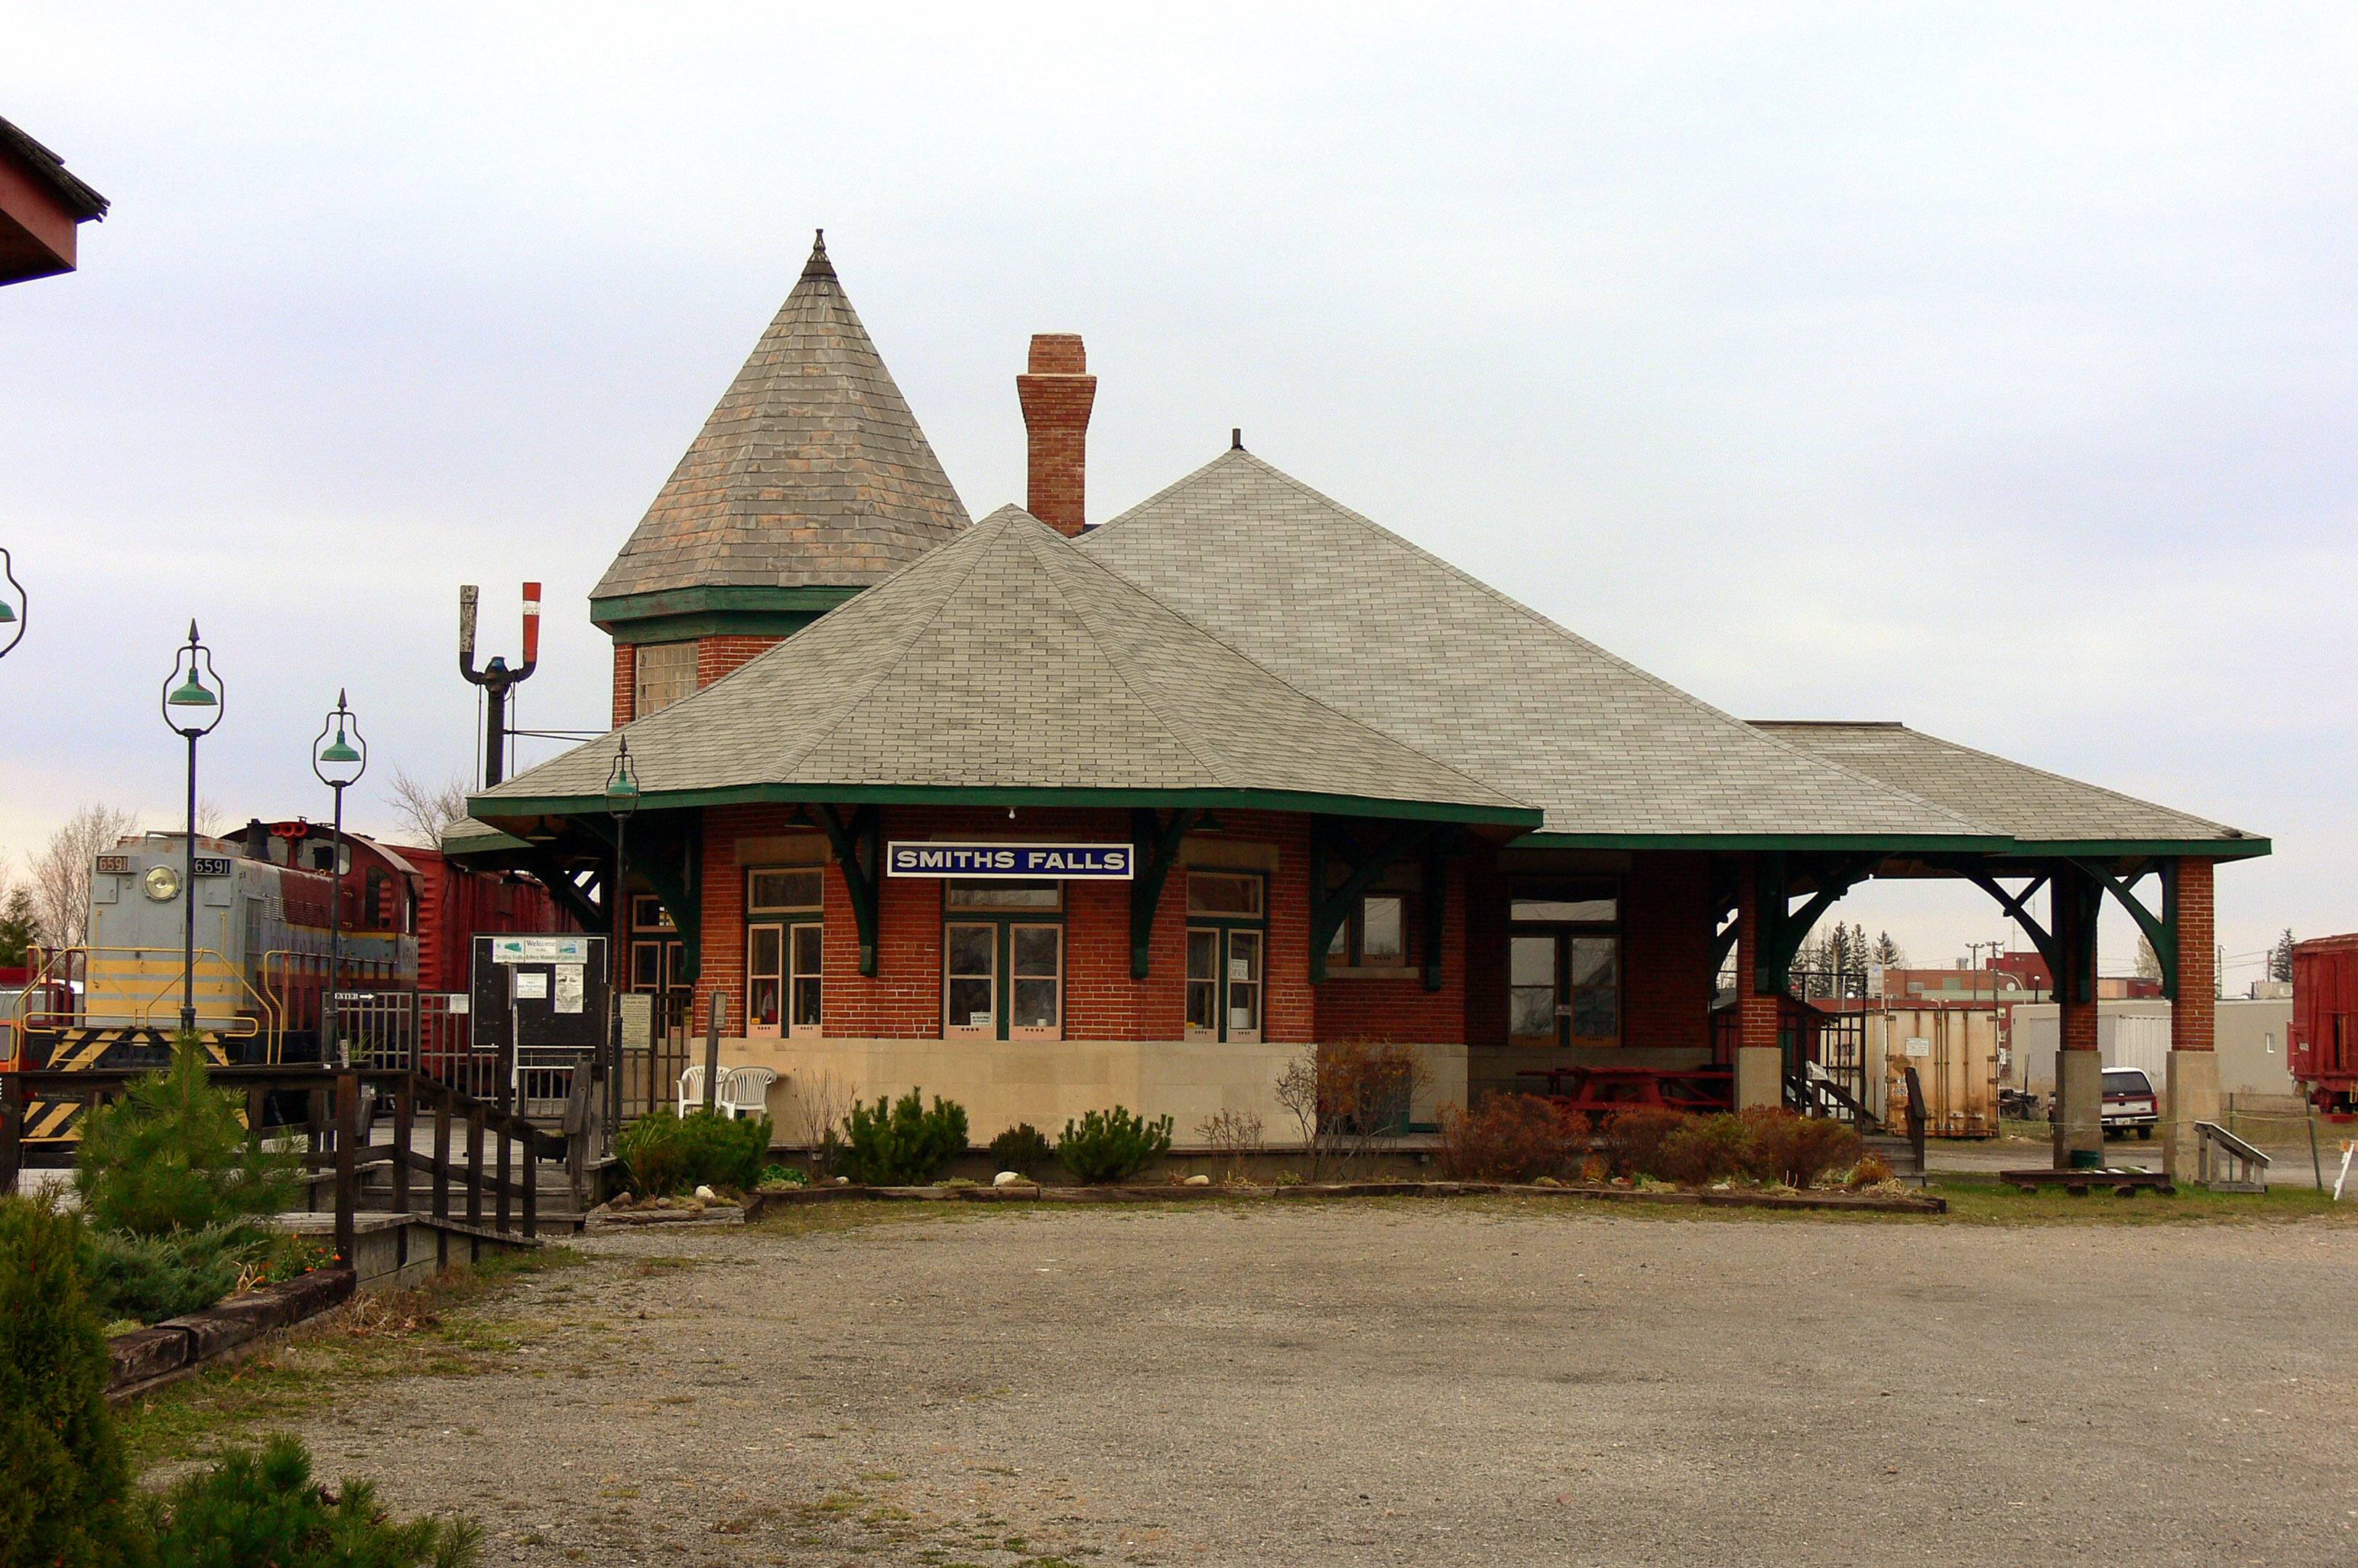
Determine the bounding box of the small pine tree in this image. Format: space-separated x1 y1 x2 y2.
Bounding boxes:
0 887 38 968
2134 934 2163 984
2269 928 2296 984
1871 931 1905 968
0 1196 134 1567
73 1035 298 1237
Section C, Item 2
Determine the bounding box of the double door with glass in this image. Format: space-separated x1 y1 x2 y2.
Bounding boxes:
1185 926 1263 1044
1508 929 1620 1048
746 922 822 1039
945 921 1063 1041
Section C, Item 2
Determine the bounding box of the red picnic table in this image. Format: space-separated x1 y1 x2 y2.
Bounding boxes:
1516 1064 1734 1116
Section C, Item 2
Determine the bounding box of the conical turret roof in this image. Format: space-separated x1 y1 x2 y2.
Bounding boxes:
591 232 969 611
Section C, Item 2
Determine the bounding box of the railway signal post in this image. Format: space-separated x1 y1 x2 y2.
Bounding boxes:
161 622 224 1032
457 581 540 788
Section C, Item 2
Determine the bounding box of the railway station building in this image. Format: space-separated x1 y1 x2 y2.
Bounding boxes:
460 234 2267 1175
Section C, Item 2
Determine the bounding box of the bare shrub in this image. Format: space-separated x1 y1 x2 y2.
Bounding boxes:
1196 1108 1265 1182
1658 1114 1750 1186
791 1066 852 1177
1740 1107 1864 1188
1435 1094 1577 1183
1598 1106 1689 1179
1845 1151 1895 1189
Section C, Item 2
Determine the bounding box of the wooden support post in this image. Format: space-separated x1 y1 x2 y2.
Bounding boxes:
333 1070 358 1267
306 1087 328 1210
496 1122 513 1234
432 1094 452 1220
466 1103 485 1228
391 1075 413 1215
522 1127 539 1240
703 992 722 1114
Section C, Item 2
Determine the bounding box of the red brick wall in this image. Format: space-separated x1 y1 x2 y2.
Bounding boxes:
1734 858 1779 1051
696 634 781 688
2171 857 2216 1050
1623 853 1714 1051
688 804 1321 1042
1313 855 1466 1042
611 643 634 728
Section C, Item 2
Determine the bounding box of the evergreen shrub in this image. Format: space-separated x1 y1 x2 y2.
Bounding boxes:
986 1122 1054 1177
1739 1106 1864 1188
79 1225 248 1326
73 1036 298 1237
1056 1107 1174 1185
1657 1114 1751 1186
617 1108 772 1196
142 1434 478 1567
0 1196 133 1568
837 1090 967 1186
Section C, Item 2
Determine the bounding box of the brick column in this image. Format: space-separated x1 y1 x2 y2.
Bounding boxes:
1732 858 1781 1109
2165 858 2219 1180
2051 865 2102 1167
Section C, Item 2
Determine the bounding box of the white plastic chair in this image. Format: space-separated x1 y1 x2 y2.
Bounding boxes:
676 1064 708 1116
721 1066 777 1120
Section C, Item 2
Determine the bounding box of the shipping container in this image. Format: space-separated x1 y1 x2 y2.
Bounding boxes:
2289 933 2358 1111
1867 1007 1999 1137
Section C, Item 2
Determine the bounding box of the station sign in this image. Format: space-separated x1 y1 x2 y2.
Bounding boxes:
886 841 1134 880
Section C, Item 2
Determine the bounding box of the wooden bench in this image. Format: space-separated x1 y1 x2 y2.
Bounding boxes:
1999 1167 2175 1197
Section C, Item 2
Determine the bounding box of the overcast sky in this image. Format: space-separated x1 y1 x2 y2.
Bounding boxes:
2 4 2351 981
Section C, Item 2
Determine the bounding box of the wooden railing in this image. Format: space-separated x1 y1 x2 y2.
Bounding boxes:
0 1065 581 1263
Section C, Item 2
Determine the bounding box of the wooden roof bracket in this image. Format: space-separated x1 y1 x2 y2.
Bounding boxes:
1128 808 1206 979
2072 856 2177 999
1310 819 1441 984
812 804 882 976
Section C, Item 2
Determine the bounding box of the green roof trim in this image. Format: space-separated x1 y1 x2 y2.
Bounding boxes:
1513 830 2269 859
469 782 1543 830
592 584 860 640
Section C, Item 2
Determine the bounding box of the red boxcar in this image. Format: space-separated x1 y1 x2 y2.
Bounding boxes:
2288 934 2358 1112
397 842 574 995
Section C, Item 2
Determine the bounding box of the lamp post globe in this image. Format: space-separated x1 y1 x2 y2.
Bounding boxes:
160 621 224 1034
313 690 367 1066
0 548 23 661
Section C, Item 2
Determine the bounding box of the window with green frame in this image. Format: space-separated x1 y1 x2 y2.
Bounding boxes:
943 880 1064 1041
1185 871 1265 1044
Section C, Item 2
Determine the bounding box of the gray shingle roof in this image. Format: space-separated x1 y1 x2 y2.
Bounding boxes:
1074 451 1996 843
1751 722 2256 847
590 232 969 601
479 507 1536 824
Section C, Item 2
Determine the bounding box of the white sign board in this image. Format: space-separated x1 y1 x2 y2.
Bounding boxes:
488 936 592 965
513 971 548 1000
1904 1037 1932 1058
446 992 470 1016
553 964 584 1014
619 992 653 1050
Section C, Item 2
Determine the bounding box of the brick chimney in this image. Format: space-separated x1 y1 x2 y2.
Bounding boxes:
1017 333 1096 536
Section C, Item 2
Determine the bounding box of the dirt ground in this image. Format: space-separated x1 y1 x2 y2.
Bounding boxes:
277 1202 2357 1568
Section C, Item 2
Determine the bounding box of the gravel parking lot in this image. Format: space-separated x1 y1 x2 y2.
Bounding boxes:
281 1202 2357 1567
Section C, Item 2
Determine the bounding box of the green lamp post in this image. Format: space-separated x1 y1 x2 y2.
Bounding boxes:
605 738 640 1131
160 622 224 1033
0 548 23 661
313 691 367 1066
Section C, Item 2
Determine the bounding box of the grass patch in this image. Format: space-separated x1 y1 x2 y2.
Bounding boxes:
1927 1176 2356 1225
117 1244 583 1472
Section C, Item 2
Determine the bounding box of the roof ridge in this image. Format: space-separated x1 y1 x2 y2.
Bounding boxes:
1015 520 1239 789
1772 722 2243 839
1097 449 1988 837
1053 504 1530 807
